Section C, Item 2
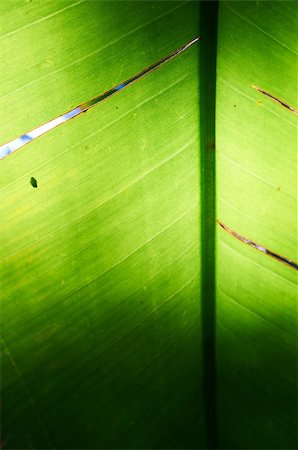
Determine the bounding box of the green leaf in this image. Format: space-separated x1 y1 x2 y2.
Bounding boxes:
1 2 204 449
0 1 296 449
216 1 297 449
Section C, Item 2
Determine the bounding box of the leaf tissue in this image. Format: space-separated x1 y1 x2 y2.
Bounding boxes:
0 1 296 449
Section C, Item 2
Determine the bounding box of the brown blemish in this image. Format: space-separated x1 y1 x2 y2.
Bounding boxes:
207 140 216 150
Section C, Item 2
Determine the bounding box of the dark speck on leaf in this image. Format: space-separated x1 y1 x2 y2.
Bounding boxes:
208 140 215 150
30 177 38 188
234 105 236 107
116 106 119 109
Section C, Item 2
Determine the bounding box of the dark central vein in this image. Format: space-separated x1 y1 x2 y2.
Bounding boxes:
199 1 218 448
0 36 199 161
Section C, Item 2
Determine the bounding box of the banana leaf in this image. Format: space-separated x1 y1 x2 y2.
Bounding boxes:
216 2 297 449
0 1 296 449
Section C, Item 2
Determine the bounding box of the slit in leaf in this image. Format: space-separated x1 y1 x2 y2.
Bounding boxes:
218 220 298 271
0 36 200 161
252 85 298 115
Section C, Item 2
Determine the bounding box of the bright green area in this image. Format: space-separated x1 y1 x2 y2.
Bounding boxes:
0 0 197 143
0 1 204 449
216 1 297 448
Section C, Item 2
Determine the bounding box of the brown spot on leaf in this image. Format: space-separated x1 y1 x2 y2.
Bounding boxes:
207 140 215 150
